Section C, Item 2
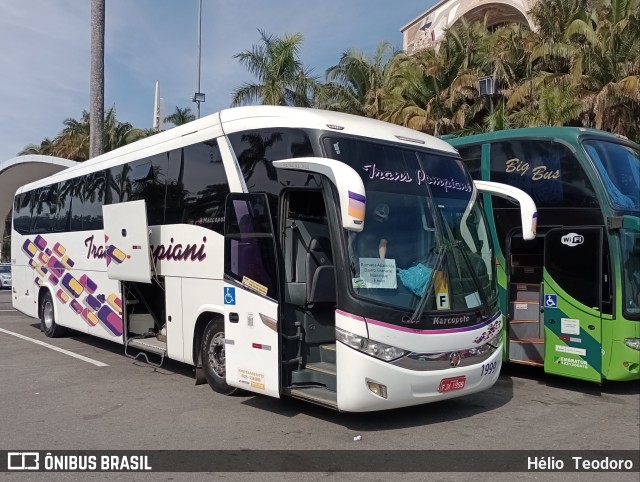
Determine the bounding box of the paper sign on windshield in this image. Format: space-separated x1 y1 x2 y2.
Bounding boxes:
358 258 397 289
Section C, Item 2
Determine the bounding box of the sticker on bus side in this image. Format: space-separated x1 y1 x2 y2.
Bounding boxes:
241 276 268 297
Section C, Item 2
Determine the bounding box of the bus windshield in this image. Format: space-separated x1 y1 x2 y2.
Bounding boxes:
324 137 495 314
583 140 640 212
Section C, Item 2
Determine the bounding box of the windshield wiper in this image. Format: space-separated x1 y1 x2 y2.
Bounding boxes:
452 240 490 317
409 244 446 322
438 206 491 317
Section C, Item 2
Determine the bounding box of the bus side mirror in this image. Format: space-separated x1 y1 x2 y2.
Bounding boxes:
474 180 538 240
273 157 366 232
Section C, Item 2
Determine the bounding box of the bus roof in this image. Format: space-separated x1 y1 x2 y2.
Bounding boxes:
17 106 457 193
445 127 639 148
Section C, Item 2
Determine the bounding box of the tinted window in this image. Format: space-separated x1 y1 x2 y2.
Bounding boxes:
129 154 168 225
13 191 34 234
229 128 319 220
83 172 105 230
224 194 278 300
457 144 482 180
31 185 58 234
108 164 132 204
166 140 229 234
490 140 598 208
57 178 84 231
545 227 602 309
583 140 640 211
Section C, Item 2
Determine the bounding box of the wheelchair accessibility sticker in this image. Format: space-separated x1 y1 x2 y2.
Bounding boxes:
544 294 558 308
224 287 236 305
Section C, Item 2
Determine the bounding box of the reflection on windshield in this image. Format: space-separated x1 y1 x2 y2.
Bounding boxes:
0 265 10 273
325 136 496 314
583 140 640 211
621 229 640 318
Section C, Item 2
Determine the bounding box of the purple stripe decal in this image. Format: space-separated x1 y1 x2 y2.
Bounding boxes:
335 309 365 322
336 309 501 334
348 191 366 203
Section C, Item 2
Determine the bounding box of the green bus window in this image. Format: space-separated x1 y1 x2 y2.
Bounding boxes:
490 140 598 208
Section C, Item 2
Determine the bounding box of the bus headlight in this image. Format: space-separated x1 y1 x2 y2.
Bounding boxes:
624 338 640 351
335 327 408 362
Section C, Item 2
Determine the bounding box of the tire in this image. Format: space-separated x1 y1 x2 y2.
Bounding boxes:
40 291 67 338
201 319 237 395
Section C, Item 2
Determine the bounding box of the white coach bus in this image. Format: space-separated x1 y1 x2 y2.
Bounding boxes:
11 106 536 411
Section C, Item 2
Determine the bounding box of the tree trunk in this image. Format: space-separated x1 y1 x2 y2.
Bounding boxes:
89 0 105 158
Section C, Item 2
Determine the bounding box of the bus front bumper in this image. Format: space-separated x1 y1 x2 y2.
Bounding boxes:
336 341 502 412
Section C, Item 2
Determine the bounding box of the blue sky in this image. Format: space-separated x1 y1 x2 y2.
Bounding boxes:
0 0 435 162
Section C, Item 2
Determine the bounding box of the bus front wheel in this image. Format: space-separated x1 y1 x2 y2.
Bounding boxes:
201 319 237 395
40 291 67 338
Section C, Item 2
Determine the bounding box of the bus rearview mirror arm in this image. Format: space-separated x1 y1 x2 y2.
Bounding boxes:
474 180 538 241
273 157 366 232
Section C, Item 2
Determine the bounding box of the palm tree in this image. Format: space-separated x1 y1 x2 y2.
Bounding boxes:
89 0 105 157
54 111 91 161
573 0 640 135
164 106 196 127
19 138 55 156
319 41 400 118
231 30 319 107
511 84 583 126
22 107 154 162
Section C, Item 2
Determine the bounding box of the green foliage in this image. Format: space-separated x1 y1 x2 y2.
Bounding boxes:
19 106 155 161
164 106 196 127
230 2 639 141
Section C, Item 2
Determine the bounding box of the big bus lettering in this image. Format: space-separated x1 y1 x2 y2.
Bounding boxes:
531 166 561 181
505 158 529 176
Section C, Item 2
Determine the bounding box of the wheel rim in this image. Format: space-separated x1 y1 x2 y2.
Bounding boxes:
43 301 54 330
206 331 226 378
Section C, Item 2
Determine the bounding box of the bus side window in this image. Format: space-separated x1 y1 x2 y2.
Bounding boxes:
83 172 106 230
166 140 229 233
128 154 167 226
31 185 58 234
457 145 482 180
13 192 33 235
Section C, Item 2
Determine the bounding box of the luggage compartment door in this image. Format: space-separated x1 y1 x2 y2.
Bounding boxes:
103 200 152 283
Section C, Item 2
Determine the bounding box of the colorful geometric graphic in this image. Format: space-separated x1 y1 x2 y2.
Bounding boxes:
21 236 124 336
473 318 502 345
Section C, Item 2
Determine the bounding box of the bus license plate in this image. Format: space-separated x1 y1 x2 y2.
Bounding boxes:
438 376 466 393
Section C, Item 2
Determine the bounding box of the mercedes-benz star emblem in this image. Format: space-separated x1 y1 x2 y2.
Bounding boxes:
449 351 461 368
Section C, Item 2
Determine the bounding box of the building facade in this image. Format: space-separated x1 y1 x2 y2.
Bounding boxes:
402 0 536 52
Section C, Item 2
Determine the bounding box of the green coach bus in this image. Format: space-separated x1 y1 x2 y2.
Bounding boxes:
448 127 639 383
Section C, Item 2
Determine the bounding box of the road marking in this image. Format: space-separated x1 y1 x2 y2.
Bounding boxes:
0 327 109 367
0 309 17 312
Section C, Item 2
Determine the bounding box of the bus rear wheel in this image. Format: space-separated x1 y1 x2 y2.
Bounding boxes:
40 291 67 338
201 319 237 395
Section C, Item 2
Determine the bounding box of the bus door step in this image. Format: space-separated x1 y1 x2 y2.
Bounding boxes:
125 337 167 368
284 386 337 409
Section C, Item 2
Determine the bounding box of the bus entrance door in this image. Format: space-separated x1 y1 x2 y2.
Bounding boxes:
223 193 280 398
543 227 603 382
